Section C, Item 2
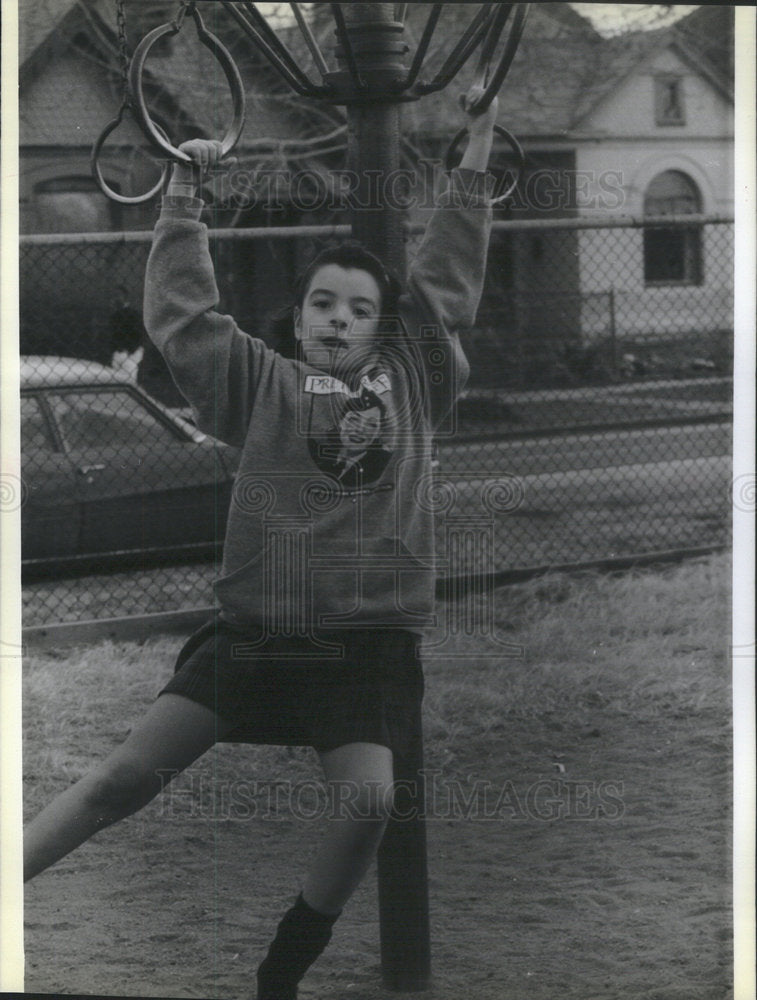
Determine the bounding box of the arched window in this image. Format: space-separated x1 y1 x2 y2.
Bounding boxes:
643 170 702 285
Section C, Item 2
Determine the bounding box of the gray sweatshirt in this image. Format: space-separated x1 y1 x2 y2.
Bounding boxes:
144 169 493 635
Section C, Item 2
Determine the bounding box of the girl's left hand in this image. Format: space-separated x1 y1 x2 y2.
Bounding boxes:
460 86 499 137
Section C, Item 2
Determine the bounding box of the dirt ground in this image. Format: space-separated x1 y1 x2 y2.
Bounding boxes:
21 699 732 1000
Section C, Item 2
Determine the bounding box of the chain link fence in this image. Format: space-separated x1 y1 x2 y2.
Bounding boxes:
19 216 733 627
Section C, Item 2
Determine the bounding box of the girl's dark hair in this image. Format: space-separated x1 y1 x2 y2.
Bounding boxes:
266 241 402 360
343 386 387 416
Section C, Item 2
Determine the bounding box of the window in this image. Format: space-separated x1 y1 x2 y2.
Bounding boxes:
655 75 685 125
21 396 57 453
643 170 702 286
47 389 181 451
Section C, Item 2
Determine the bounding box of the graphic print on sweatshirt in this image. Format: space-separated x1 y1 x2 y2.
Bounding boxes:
303 368 395 490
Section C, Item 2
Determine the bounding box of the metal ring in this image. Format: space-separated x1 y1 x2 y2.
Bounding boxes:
128 5 246 163
444 123 525 205
91 107 170 204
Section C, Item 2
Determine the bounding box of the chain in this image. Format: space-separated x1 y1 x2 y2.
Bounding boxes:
115 0 130 90
171 0 194 33
113 0 192 112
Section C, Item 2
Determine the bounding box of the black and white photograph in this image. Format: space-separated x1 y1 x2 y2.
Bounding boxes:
1 3 753 999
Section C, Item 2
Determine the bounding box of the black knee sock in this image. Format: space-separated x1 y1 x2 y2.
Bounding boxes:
256 893 341 1000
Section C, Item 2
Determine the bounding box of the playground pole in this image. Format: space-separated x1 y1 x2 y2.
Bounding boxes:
338 6 431 992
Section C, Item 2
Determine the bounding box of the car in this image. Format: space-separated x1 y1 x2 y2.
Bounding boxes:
20 356 240 570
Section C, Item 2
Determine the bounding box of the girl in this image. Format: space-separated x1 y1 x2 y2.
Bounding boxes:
23 90 498 999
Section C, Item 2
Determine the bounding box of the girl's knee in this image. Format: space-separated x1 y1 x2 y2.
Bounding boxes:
83 758 163 821
330 779 394 823
370 780 394 822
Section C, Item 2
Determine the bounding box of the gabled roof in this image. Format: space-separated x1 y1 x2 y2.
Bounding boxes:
570 28 666 127
403 3 604 140
19 0 340 150
571 21 733 128
669 4 734 93
19 1 733 151
403 3 732 141
19 0 81 82
20 0 194 149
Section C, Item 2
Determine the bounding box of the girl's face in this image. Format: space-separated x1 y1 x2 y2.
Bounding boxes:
294 264 382 368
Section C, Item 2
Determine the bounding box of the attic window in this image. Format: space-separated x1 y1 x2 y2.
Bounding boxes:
655 75 685 125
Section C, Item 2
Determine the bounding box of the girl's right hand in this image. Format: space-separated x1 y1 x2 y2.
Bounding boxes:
170 139 234 191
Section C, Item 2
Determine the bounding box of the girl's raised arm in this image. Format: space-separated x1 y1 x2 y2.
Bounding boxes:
459 90 499 173
144 141 271 448
402 92 499 427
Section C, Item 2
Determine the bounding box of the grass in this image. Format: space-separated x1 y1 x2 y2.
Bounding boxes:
22 552 732 813
19 552 735 1000
423 553 731 746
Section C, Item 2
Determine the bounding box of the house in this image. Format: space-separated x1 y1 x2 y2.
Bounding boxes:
18 0 344 361
18 0 343 233
568 10 733 346
18 2 733 377
401 4 733 372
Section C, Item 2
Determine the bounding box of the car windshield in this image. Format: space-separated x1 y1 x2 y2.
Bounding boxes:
47 389 182 450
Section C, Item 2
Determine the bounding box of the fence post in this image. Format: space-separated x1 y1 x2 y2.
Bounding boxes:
608 286 618 379
377 721 431 991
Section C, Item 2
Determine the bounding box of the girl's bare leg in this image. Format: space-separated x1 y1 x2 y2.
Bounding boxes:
303 741 395 914
24 693 231 882
256 742 395 998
